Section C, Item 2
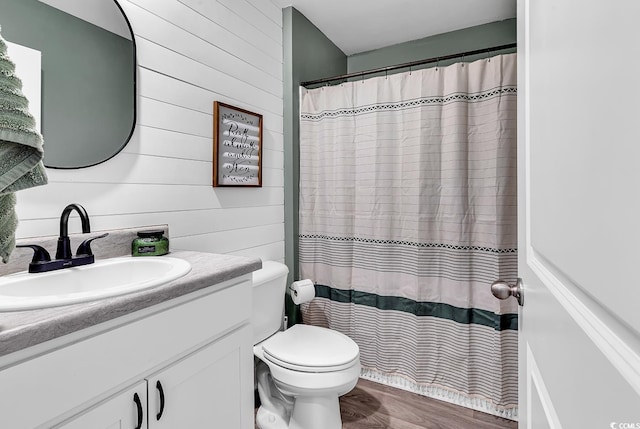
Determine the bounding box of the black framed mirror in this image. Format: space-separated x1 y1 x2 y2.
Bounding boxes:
0 0 136 169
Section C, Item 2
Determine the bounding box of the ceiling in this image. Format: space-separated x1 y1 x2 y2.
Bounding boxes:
273 0 516 55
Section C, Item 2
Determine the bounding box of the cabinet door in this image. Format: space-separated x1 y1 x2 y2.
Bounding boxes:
148 325 254 429
55 382 147 429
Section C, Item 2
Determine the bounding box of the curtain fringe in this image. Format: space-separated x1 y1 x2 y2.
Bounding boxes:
359 367 518 421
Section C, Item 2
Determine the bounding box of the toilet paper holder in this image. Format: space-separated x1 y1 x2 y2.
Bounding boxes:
289 279 316 305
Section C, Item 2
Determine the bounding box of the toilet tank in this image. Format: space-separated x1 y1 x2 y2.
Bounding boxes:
252 261 289 344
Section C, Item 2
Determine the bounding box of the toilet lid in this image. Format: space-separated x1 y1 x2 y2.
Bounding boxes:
262 324 359 372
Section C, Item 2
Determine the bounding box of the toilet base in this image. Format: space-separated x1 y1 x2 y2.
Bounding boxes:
256 406 289 429
256 395 343 429
289 395 343 429
255 361 348 429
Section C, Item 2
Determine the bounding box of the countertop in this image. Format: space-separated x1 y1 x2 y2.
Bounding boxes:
0 251 261 359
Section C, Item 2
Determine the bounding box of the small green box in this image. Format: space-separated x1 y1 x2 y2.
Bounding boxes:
132 230 169 256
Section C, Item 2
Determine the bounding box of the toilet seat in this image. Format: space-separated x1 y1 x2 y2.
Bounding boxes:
261 324 359 373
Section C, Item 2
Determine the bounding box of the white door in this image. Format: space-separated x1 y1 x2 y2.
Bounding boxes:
516 0 640 427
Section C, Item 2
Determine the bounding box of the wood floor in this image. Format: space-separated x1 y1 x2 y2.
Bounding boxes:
340 379 517 429
255 378 518 429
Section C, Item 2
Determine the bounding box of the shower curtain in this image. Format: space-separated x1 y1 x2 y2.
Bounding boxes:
298 53 518 419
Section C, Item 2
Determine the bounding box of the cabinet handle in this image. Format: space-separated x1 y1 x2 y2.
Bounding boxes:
156 380 165 420
133 392 143 429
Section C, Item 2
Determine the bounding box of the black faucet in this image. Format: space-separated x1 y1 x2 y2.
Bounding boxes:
17 203 108 273
56 203 91 260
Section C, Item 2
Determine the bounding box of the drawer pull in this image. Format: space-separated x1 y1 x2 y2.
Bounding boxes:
133 392 143 429
156 380 166 420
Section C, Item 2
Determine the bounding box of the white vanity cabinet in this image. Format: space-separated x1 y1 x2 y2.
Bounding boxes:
0 275 254 429
57 326 250 429
55 382 148 429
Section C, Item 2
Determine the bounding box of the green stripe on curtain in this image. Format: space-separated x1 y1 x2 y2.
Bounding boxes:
314 284 518 331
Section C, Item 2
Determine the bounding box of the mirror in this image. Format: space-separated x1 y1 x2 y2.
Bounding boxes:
0 0 135 169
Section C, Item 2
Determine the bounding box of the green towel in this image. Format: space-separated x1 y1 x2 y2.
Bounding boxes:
0 193 17 262
0 28 48 262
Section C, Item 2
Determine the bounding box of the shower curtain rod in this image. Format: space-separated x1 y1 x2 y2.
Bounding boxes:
300 42 517 87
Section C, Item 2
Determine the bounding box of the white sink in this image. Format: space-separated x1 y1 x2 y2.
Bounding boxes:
0 257 191 311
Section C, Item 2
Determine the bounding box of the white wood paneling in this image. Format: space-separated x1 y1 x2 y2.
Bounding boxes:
137 97 212 138
135 38 283 124
171 223 284 254
179 0 281 61
229 241 285 263
17 183 283 219
36 152 282 189
16 0 285 263
17 206 284 241
123 126 212 161
136 67 283 137
216 0 282 43
248 0 283 27
123 1 281 96
127 0 281 80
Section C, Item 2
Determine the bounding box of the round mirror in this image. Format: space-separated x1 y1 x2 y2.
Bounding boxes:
0 0 136 169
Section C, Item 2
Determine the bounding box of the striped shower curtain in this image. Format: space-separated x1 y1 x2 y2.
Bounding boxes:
298 53 518 419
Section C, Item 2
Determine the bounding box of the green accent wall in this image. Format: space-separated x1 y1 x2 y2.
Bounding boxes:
348 19 516 74
283 7 346 324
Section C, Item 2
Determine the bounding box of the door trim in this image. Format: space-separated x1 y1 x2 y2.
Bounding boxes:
526 344 561 429
527 249 640 396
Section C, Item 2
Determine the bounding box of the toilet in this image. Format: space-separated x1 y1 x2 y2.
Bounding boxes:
252 261 361 429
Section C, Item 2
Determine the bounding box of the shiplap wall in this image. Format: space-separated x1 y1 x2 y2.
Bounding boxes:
14 0 285 262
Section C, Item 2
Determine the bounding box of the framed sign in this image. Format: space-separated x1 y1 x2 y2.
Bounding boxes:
213 101 263 187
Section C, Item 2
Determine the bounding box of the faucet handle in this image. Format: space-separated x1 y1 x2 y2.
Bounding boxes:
16 244 52 263
76 233 109 256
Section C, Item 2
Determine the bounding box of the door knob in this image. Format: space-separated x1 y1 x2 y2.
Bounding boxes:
491 278 524 306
